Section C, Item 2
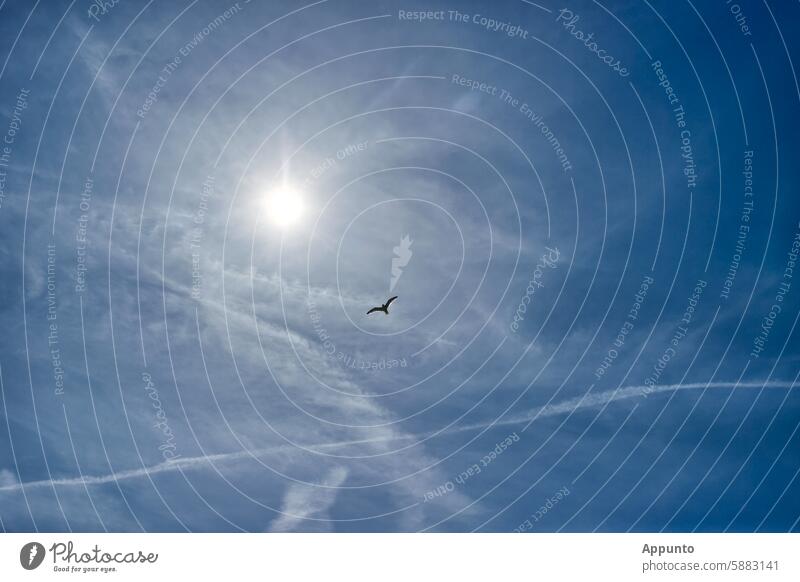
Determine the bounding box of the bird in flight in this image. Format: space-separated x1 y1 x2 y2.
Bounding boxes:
367 296 398 315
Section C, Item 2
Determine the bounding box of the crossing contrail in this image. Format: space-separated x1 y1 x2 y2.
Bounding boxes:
0 380 793 493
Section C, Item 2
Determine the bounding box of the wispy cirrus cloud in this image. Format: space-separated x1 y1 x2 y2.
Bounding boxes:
0 469 18 489
2 380 792 494
267 466 349 532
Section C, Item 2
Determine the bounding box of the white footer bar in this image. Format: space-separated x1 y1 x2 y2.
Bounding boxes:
1 533 797 581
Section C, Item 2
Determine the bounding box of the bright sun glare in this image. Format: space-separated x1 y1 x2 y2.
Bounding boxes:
265 186 304 228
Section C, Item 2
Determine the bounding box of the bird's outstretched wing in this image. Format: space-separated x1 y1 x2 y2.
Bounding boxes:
384 296 398 308
366 307 382 315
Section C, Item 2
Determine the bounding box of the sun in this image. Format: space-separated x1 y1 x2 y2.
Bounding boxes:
265 186 304 228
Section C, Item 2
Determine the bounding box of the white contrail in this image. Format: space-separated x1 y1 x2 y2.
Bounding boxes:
0 380 793 493
268 466 349 532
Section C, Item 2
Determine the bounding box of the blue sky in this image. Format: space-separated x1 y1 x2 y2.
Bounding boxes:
0 0 798 532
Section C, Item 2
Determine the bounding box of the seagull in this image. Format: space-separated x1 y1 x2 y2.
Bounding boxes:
367 296 398 315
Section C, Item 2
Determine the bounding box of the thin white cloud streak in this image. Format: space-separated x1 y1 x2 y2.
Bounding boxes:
267 466 349 532
0 469 18 488
0 380 793 493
